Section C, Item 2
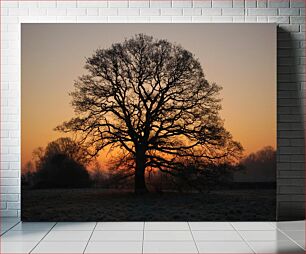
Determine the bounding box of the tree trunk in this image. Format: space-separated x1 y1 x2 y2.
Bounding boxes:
134 150 148 194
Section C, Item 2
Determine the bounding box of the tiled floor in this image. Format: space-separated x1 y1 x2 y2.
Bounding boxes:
0 219 304 253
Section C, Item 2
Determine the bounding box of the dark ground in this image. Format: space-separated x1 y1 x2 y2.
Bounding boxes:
22 188 276 221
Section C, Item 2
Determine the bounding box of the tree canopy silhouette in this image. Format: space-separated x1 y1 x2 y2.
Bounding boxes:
236 146 276 182
44 137 89 165
57 34 243 193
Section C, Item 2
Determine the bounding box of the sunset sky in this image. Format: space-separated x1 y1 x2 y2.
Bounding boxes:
21 24 276 168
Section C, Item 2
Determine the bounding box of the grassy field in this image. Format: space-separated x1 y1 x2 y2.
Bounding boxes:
22 188 276 221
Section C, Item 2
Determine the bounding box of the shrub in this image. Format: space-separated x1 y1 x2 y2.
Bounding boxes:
34 154 91 188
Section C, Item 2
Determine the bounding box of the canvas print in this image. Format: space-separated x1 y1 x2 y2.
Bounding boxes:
22 24 276 221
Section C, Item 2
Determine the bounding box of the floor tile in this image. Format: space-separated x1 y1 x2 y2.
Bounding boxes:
52 222 96 231
239 230 291 241
96 222 144 231
145 222 189 230
282 230 305 241
42 230 92 242
282 230 305 249
295 240 305 250
1 221 21 234
269 222 278 228
143 241 198 253
249 241 304 253
0 230 47 242
32 241 87 253
276 221 305 231
0 241 37 253
192 230 243 241
90 230 143 241
197 241 253 253
11 222 55 231
85 241 143 253
189 222 234 231
1 229 7 235
1 220 304 254
144 230 193 241
232 222 276 231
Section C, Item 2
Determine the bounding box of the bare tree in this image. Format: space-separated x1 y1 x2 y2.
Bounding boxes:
57 34 243 193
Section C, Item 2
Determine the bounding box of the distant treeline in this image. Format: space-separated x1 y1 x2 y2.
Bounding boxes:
22 138 276 192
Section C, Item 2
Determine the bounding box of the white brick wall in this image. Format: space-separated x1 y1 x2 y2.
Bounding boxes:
0 0 305 219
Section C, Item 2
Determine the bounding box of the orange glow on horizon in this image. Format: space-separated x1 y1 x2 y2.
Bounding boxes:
21 24 276 170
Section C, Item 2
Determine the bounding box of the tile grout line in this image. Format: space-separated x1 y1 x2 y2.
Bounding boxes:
187 222 200 254
29 222 58 254
276 227 306 251
268 222 277 229
142 221 145 254
229 222 256 254
0 220 20 236
83 222 97 254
